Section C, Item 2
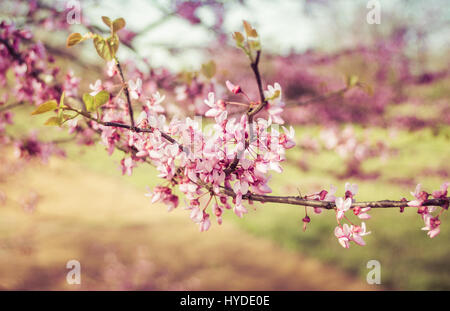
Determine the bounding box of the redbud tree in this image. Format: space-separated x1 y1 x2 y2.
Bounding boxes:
0 14 448 249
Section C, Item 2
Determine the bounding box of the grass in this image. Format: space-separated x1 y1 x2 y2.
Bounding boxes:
232 125 450 290
0 147 371 291
5 105 450 290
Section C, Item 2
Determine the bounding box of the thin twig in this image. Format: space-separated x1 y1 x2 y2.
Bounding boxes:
114 58 135 130
225 50 266 173
216 184 449 210
0 102 25 112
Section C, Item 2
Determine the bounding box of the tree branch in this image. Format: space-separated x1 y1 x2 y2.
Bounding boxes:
247 50 266 119
114 58 135 130
219 185 449 209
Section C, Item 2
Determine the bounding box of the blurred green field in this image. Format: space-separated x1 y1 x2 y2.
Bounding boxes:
5 106 450 290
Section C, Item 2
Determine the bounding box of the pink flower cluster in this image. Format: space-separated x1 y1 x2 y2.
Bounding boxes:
14 132 65 164
92 75 295 232
408 183 449 238
0 22 60 105
332 183 372 248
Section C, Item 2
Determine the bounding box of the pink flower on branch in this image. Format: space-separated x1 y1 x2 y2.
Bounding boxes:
432 182 449 200
334 224 351 248
204 92 227 122
89 79 103 96
344 182 358 200
353 206 371 220
263 83 285 124
226 80 241 95
13 16 449 249
408 184 429 207
422 215 441 238
128 78 142 100
335 197 352 221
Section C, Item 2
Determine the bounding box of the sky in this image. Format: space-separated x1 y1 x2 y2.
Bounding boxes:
73 0 450 70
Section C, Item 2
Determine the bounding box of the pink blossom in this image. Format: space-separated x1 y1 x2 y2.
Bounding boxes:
408 184 429 207
308 185 337 214
264 83 285 124
204 92 227 121
349 222 371 246
213 203 223 225
144 92 165 115
302 215 310 232
432 182 449 199
335 197 352 220
121 157 136 176
323 185 337 202
145 186 179 212
89 79 103 96
190 206 203 223
344 182 358 199
106 61 117 77
334 224 351 248
353 206 371 220
279 126 296 149
176 1 202 24
422 215 441 238
226 80 241 94
233 202 248 218
128 78 142 100
200 212 211 232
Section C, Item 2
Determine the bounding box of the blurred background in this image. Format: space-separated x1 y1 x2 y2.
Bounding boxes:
0 0 449 290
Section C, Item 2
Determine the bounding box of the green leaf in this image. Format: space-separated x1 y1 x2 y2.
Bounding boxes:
102 16 112 28
62 113 75 121
233 32 244 46
93 33 119 61
83 91 110 112
347 75 359 87
249 40 261 51
59 91 65 107
44 116 62 126
31 100 57 115
66 33 83 47
249 29 258 38
93 35 114 61
94 90 110 110
201 60 216 79
112 18 126 32
107 34 119 56
83 93 94 112
243 20 253 37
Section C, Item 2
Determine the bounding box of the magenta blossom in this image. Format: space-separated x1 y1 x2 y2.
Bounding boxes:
408 184 429 207
432 182 449 199
226 80 241 94
422 215 441 238
353 206 371 220
344 182 358 200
